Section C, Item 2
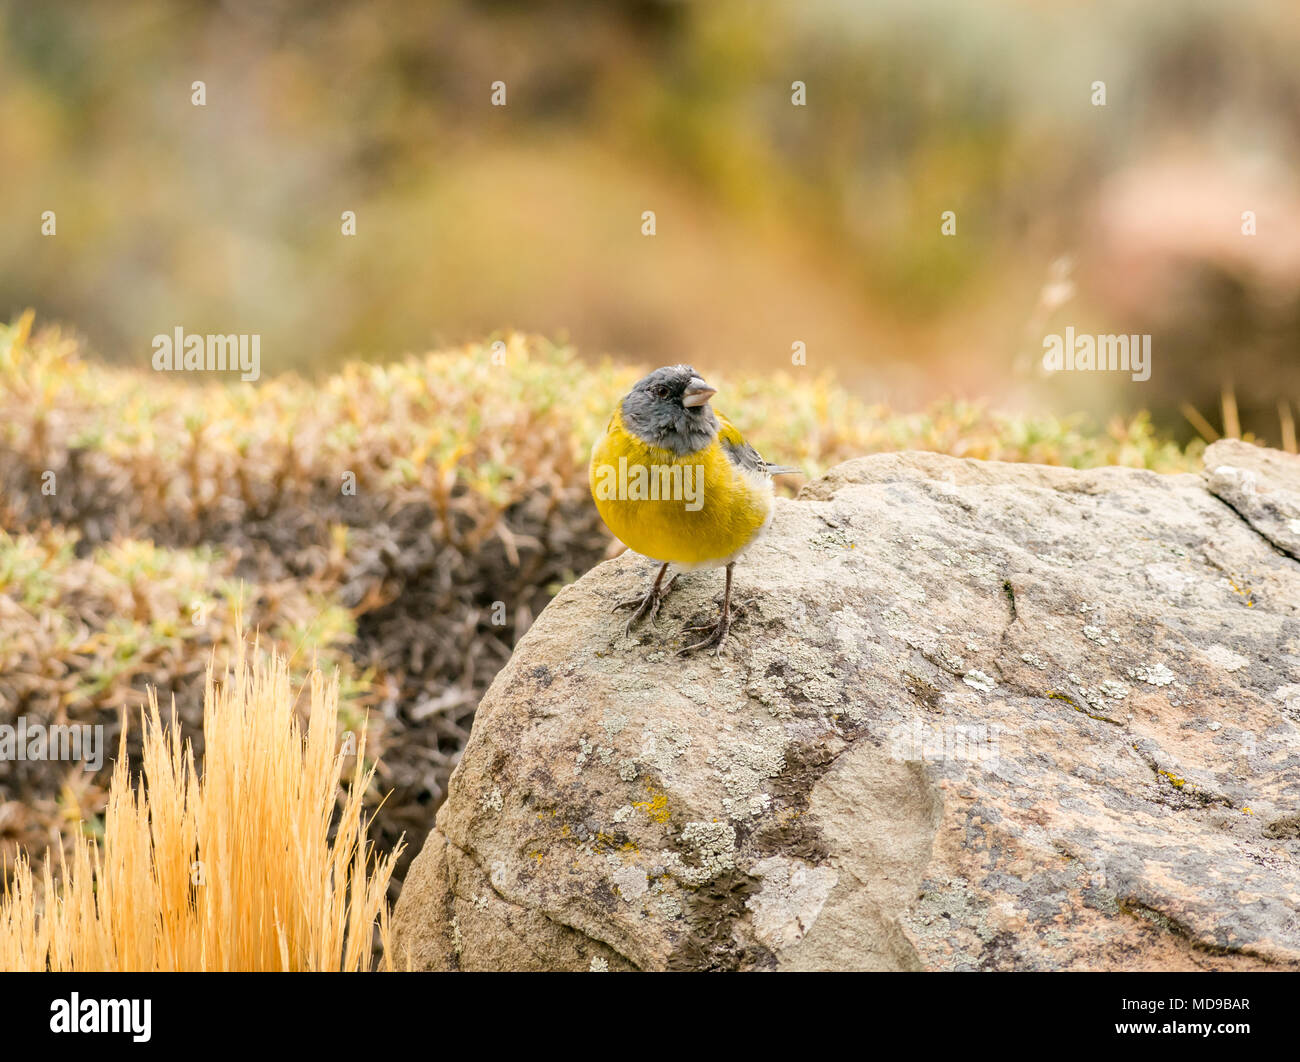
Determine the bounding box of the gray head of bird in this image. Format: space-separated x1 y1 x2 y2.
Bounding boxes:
620 364 720 455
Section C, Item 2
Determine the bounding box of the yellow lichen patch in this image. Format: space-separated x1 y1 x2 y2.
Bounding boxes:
1226 577 1256 608
1046 689 1121 724
1158 769 1186 789
633 790 671 824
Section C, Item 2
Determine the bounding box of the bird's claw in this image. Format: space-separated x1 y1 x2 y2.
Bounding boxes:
613 574 678 638
678 609 732 656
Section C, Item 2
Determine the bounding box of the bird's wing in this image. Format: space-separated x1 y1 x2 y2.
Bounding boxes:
715 413 802 477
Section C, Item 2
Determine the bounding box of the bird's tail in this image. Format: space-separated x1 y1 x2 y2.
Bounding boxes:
764 464 804 476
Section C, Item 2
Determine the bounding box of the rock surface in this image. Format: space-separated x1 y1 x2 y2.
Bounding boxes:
391 441 1300 970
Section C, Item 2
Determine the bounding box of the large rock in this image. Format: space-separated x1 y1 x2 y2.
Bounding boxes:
390 441 1300 970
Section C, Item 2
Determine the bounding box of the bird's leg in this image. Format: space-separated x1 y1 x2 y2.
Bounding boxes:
679 562 734 656
613 563 679 637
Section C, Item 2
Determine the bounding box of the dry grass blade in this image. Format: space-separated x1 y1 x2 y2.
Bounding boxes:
1221 376 1241 440
1278 399 1297 454
1180 402 1221 444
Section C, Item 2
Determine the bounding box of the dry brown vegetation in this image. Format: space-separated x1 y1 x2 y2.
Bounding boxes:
0 633 399 971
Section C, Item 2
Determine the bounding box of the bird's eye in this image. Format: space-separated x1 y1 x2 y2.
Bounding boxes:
653 385 669 399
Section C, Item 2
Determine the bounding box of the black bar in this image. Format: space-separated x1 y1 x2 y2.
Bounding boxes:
1 971 1290 1049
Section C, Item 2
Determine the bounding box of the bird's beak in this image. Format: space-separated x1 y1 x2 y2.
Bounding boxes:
682 377 717 408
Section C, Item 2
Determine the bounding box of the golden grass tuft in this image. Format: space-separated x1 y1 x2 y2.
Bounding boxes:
0 632 402 971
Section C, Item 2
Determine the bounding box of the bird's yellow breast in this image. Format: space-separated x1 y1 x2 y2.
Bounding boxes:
589 408 773 566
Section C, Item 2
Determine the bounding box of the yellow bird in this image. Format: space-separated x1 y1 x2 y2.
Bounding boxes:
589 365 800 653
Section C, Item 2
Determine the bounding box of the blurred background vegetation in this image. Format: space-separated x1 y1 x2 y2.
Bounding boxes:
2 0 1298 440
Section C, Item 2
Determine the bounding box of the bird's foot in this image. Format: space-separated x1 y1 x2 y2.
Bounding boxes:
677 608 733 656
613 574 679 637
